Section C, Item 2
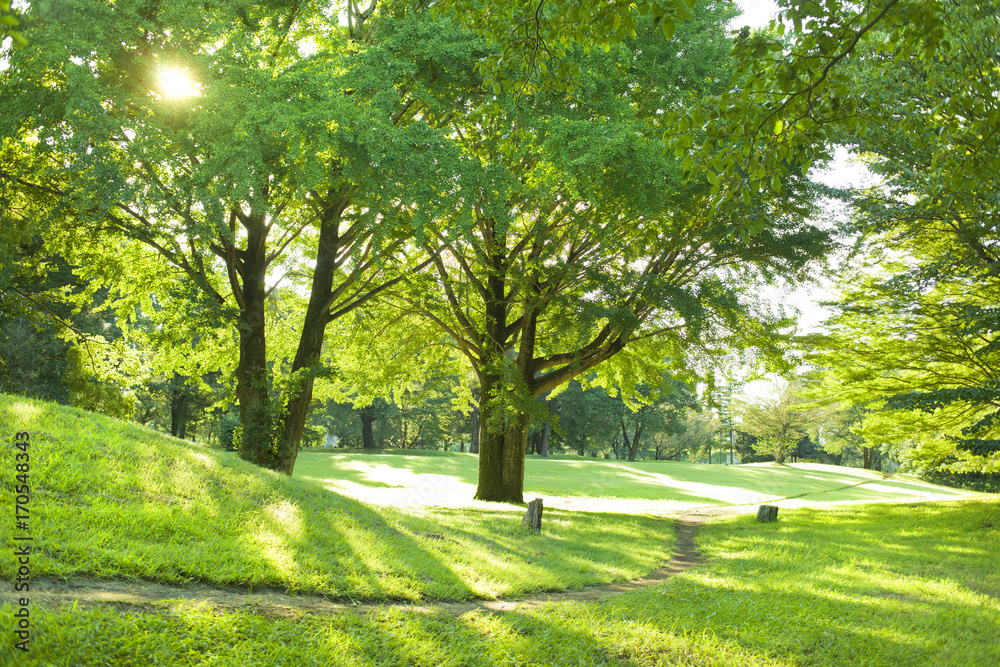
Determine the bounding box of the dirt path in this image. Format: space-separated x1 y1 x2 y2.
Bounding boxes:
6 508 746 619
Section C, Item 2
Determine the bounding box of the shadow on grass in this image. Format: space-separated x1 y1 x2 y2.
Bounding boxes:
1 394 672 602
297 450 961 507
297 449 729 505
9 556 998 667
655 499 1000 664
0 600 655 666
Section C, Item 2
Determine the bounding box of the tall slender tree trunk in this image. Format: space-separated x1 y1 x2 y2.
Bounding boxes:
470 408 480 454
277 201 347 474
234 212 279 469
540 421 550 457
623 420 644 462
360 405 377 449
169 373 189 439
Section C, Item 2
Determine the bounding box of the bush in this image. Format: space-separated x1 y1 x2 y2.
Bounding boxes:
217 413 240 452
920 458 1000 493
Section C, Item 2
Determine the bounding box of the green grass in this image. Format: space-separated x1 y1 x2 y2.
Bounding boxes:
0 395 669 600
296 448 974 506
5 498 997 666
3 394 997 666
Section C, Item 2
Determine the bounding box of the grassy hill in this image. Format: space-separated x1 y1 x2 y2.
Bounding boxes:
0 395 669 600
2 394 998 666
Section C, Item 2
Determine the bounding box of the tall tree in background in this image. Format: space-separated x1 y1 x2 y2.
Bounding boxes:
737 381 815 464
655 410 719 461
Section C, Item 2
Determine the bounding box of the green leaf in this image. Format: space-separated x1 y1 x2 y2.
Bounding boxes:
661 18 675 40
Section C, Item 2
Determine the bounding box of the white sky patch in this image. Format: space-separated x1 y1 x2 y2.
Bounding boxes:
731 0 780 30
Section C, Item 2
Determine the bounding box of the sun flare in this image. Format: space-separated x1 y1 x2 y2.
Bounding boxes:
157 68 201 99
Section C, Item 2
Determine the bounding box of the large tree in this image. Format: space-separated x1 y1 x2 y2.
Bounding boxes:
807 0 1000 474
0 0 482 473
397 4 830 502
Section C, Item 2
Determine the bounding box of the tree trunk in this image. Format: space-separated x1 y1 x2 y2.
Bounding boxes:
360 405 377 449
529 429 541 455
170 375 189 439
474 321 534 502
863 446 882 471
474 254 531 504
234 213 278 469
277 198 348 475
540 421 550 458
470 408 480 454
623 419 644 462
475 371 531 504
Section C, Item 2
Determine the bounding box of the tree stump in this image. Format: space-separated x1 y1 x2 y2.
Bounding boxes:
522 498 543 533
757 505 779 522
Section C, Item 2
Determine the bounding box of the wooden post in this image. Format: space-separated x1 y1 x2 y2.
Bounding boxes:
522 498 543 533
757 505 779 522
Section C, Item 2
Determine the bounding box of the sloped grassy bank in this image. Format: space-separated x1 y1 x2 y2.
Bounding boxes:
0 395 669 601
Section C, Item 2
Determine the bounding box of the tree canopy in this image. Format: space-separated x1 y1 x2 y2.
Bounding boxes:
1 0 483 473
3 0 992 498
806 0 1000 475
383 3 831 502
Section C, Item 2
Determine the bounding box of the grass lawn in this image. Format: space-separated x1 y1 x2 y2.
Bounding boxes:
2 394 997 665
4 498 997 666
295 448 975 508
0 395 670 600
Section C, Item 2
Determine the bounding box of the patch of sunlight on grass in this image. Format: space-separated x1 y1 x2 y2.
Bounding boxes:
250 529 300 580
265 499 304 539
187 451 218 469
6 495 999 667
860 482 945 496
11 399 42 422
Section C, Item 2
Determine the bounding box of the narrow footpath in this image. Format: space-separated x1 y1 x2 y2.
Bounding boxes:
9 509 741 619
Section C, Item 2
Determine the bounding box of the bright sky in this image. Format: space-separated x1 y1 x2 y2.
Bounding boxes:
724 1 883 401
732 0 780 29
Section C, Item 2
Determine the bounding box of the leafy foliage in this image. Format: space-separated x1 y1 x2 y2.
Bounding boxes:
395 4 830 501
808 1 1000 474
737 381 815 463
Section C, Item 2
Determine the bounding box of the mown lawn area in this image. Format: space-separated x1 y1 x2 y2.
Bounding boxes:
296 448 975 507
4 498 997 666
